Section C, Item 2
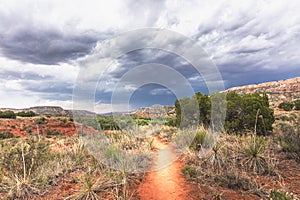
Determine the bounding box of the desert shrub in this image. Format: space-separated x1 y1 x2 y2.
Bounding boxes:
0 137 52 199
46 130 61 137
278 101 294 111
0 131 14 139
190 130 206 150
279 125 300 161
173 129 196 150
181 165 197 179
36 117 47 124
270 189 294 200
201 142 225 174
26 128 33 134
97 116 119 130
214 173 253 190
165 118 176 126
242 136 270 174
68 138 88 166
136 118 149 126
103 144 151 173
293 99 300 110
16 111 36 117
0 137 50 176
0 110 16 119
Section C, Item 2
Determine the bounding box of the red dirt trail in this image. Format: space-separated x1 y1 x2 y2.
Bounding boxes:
138 137 193 200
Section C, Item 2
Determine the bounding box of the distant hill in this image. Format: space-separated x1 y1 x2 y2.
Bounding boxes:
100 111 130 116
0 106 96 117
130 106 176 118
226 77 300 107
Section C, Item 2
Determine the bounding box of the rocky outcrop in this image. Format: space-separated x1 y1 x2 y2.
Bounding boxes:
226 77 300 107
130 106 176 118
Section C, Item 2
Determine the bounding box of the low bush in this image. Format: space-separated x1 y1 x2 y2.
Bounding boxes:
242 136 269 174
36 117 47 125
16 111 36 117
279 125 300 161
293 99 300 110
46 130 61 137
0 110 16 119
278 102 294 111
0 131 14 139
269 189 294 200
0 137 52 199
181 165 197 179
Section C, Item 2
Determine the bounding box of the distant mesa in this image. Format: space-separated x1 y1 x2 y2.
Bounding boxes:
0 106 96 117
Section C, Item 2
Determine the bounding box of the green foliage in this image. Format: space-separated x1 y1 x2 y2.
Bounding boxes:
0 137 69 199
225 92 274 135
224 92 243 134
97 116 120 130
68 139 88 166
244 137 266 158
67 170 116 200
181 165 197 179
62 118 67 123
0 131 14 139
135 118 150 126
105 145 122 160
190 130 207 150
278 101 294 111
36 117 47 124
194 92 211 127
243 136 269 174
46 130 61 137
175 92 274 135
174 96 199 128
0 137 50 177
16 111 36 117
165 117 176 127
0 110 16 119
270 189 294 200
279 125 300 161
293 100 300 110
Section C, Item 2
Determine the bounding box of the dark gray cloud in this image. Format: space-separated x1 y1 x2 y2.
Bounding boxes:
129 84 177 109
93 48 207 106
0 28 99 65
0 0 299 112
112 49 199 79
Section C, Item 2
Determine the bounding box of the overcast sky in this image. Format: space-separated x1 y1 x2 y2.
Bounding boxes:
0 0 299 113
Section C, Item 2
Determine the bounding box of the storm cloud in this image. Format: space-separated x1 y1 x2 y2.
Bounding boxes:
0 0 299 113
0 28 99 65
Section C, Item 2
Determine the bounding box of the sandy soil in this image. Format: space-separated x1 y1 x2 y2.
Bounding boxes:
138 137 195 200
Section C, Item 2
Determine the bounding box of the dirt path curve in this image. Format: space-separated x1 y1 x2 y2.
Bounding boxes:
138 137 192 200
